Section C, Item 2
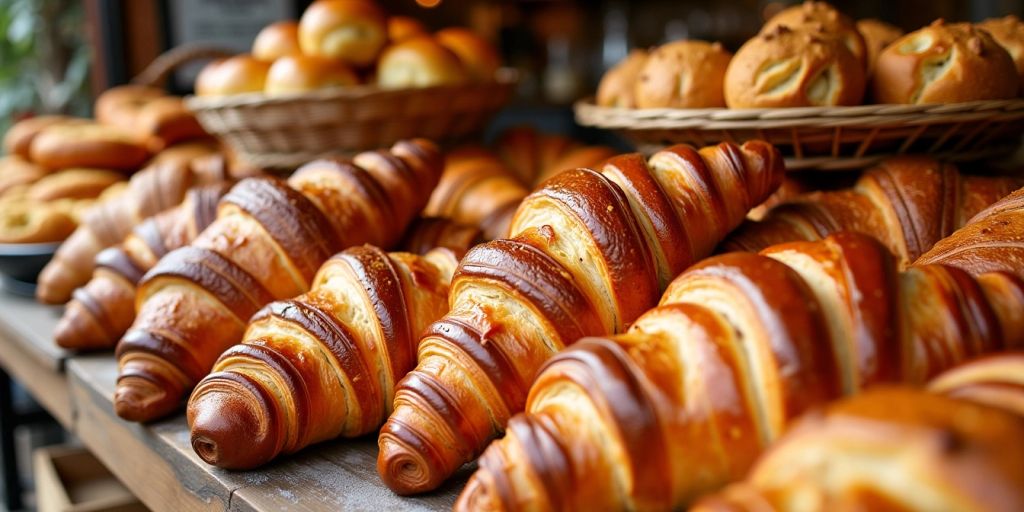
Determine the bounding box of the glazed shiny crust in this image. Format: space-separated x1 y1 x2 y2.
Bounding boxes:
692 388 1024 512
596 49 648 108
54 184 230 351
916 186 1024 278
873 20 1018 104
723 156 1023 267
376 140 785 495
400 216 482 255
762 1 868 67
35 145 224 304
978 15 1024 94
634 40 732 108
186 246 459 469
725 25 865 108
113 139 443 423
456 232 1024 510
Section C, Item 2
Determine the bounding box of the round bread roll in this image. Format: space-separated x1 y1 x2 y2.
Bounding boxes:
725 25 865 108
596 49 648 108
978 15 1024 94
389 16 427 43
0 155 49 196
27 168 125 201
762 1 867 68
634 40 732 108
136 96 209 150
299 0 387 66
94 85 165 130
265 54 359 95
2 116 85 159
0 201 77 244
857 18 904 73
434 28 501 82
252 21 301 61
195 55 271 97
29 123 150 172
873 20 1018 104
377 36 468 88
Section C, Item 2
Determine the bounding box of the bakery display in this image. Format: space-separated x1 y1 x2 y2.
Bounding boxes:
691 388 1024 512
873 20 1018 104
113 139 442 423
455 232 1024 509
377 140 785 495
722 156 1023 267
187 246 459 469
978 15 1024 94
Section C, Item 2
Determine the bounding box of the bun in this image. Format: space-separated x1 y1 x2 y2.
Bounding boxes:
264 55 359 95
978 15 1024 94
434 28 501 82
377 36 467 88
0 201 77 243
725 25 865 108
857 18 904 73
27 169 124 201
634 40 732 108
596 49 648 108
94 85 164 129
762 1 868 67
388 16 427 43
3 116 85 159
195 55 271 97
299 0 387 66
29 123 150 171
252 21 301 61
873 20 1018 104
0 155 49 196
135 97 209 151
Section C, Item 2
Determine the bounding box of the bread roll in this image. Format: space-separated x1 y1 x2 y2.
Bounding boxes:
634 40 732 108
762 1 867 67
29 123 150 172
873 20 1018 104
252 21 301 61
377 36 467 88
3 116 84 159
0 201 77 244
94 85 164 129
27 168 124 201
195 55 271 97
434 28 501 82
857 18 904 73
299 0 387 66
596 49 648 108
264 54 359 95
978 15 1024 94
135 96 209 151
725 25 865 108
389 16 427 43
0 155 49 196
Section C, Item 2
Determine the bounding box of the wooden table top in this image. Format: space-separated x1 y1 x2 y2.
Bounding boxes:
0 290 466 511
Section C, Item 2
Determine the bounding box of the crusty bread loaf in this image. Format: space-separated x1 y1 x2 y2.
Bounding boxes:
873 20 1018 104
762 1 868 68
596 49 648 108
978 15 1024 94
634 40 732 108
726 25 865 108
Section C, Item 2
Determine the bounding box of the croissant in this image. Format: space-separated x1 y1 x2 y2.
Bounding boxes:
36 146 225 304
186 246 459 469
377 140 786 495
722 156 1023 267
114 139 442 423
400 216 482 255
455 232 1024 510
929 352 1024 417
691 387 1024 512
54 184 230 351
916 186 1024 279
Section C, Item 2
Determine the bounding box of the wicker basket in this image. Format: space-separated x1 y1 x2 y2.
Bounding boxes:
185 69 518 169
575 98 1024 171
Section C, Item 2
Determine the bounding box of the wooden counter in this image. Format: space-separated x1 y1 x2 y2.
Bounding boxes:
0 291 466 511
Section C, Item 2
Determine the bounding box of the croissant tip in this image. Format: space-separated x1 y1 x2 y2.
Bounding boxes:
377 430 445 495
187 383 278 470
454 474 498 512
114 376 179 423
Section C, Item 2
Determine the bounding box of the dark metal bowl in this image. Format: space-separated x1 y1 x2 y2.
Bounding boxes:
0 242 61 296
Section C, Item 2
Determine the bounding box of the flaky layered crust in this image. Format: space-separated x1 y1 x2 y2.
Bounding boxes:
376 140 785 495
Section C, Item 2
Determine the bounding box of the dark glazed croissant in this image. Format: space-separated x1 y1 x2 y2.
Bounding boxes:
114 139 442 423
55 184 230 350
723 156 1022 267
187 246 459 469
456 232 1024 510
377 140 786 495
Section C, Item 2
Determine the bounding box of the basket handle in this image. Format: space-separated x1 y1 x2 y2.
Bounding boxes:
131 43 234 88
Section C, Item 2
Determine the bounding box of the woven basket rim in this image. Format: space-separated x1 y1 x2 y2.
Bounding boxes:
575 97 1024 127
185 68 519 111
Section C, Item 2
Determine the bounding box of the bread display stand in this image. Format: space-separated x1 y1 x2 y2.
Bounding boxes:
576 98 1024 170
0 289 465 511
